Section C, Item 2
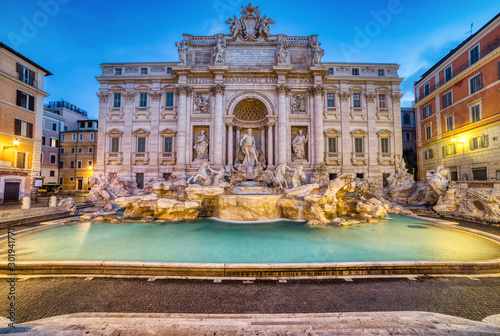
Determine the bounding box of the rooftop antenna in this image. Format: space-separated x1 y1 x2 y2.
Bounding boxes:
465 22 474 36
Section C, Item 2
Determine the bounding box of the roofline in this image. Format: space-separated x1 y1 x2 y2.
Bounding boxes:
415 12 500 86
0 42 53 76
101 61 400 67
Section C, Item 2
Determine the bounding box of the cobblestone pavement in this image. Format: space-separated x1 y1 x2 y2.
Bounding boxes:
1 277 499 324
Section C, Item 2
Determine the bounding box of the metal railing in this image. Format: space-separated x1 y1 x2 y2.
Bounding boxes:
416 38 500 103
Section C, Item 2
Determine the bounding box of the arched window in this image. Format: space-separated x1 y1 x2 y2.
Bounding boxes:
403 113 410 125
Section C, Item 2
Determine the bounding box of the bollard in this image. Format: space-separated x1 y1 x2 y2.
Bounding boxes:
48 196 57 208
21 196 31 210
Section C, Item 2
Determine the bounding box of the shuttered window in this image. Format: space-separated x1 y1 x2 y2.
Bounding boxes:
14 119 33 138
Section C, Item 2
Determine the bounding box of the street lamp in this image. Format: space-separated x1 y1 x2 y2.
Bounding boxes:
2 139 19 150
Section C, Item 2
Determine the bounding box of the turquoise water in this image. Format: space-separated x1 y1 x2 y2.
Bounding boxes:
4 215 500 264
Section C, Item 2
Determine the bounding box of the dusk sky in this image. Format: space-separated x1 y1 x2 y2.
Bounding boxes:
1 0 499 119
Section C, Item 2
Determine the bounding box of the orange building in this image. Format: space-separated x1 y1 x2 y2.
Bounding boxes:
414 14 500 184
0 43 52 203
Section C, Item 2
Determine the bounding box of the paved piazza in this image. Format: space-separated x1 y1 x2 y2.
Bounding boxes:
1 276 499 324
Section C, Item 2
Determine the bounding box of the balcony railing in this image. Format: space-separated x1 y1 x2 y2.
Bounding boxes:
159 152 176 165
105 152 123 165
416 38 500 103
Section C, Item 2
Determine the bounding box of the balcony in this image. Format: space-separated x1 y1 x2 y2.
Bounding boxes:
351 153 368 166
159 152 176 165
376 108 391 120
323 107 339 120
350 107 366 120
105 152 123 165
134 107 150 120
377 153 395 165
325 153 341 165
133 152 150 165
416 38 500 103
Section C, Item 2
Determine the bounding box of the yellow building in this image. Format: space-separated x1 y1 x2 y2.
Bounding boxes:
59 120 98 191
0 42 52 203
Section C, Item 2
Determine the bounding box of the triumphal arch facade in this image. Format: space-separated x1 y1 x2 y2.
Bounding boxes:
95 3 404 192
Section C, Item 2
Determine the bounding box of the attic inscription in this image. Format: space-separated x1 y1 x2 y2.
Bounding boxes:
226 49 276 63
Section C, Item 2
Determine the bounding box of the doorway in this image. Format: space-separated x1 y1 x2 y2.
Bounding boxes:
77 179 83 190
4 182 20 203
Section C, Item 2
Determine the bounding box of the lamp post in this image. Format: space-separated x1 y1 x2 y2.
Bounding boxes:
2 140 19 150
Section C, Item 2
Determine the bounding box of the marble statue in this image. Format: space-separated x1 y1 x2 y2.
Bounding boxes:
213 38 226 64
292 130 308 160
239 128 259 167
384 155 416 202
258 15 273 37
175 41 188 64
276 38 288 63
274 163 291 189
208 166 230 187
194 94 209 113
193 130 209 160
188 162 212 186
226 15 243 39
290 166 306 189
311 40 324 64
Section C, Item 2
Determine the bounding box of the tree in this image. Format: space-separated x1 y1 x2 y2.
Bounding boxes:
402 148 418 180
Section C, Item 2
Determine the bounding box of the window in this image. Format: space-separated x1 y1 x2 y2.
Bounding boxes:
470 135 487 150
69 177 74 182
110 138 120 153
16 152 26 168
72 134 76 141
87 121 93 128
469 45 480 65
378 94 387 108
166 92 174 107
470 104 481 123
356 173 364 179
329 173 338 180
425 124 432 140
353 94 361 108
164 138 173 152
16 90 35 111
328 137 337 153
139 93 148 107
354 138 363 153
380 138 389 153
77 161 82 169
327 93 335 107
443 143 456 156
424 83 430 97
50 138 58 147
424 149 433 160
51 122 58 131
167 68 174 75
79 134 83 141
88 147 94 153
141 68 148 74
64 126 67 131
88 160 93 168
445 115 454 132
59 177 63 184
423 104 432 118
442 91 452 108
137 137 146 152
16 63 34 86
79 122 86 129
61 134 65 141
470 73 482 94
50 154 57 164
450 169 458 181
326 68 334 75
136 173 145 189
405 132 411 141
78 147 83 153
70 161 75 169
70 147 75 154
90 133 94 141
163 173 171 180
59 161 64 169
113 93 121 108
115 68 122 75
14 119 33 138
403 114 410 125
40 152 43 163
60 148 65 154
445 66 452 82
49 170 55 177
42 136 46 146
472 168 487 181
352 68 359 76
378 69 385 76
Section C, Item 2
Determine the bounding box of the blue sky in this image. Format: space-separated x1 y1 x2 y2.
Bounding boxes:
1 0 499 118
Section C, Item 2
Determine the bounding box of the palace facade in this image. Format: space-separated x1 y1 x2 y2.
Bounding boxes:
94 4 404 193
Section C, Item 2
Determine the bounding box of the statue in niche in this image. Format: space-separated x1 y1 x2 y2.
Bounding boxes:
226 15 243 39
239 128 259 167
292 130 308 160
213 38 226 65
194 94 209 113
188 162 212 186
276 38 289 64
311 40 324 65
175 41 189 65
290 166 306 189
193 130 209 160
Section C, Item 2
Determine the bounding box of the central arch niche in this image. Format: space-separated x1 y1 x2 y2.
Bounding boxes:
233 98 267 123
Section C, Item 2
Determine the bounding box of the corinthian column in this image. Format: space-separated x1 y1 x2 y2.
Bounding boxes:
276 85 290 164
267 121 275 166
226 121 234 165
175 85 192 169
211 84 225 166
310 85 325 166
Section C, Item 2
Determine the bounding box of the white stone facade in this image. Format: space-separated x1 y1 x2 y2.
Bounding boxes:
94 5 404 193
